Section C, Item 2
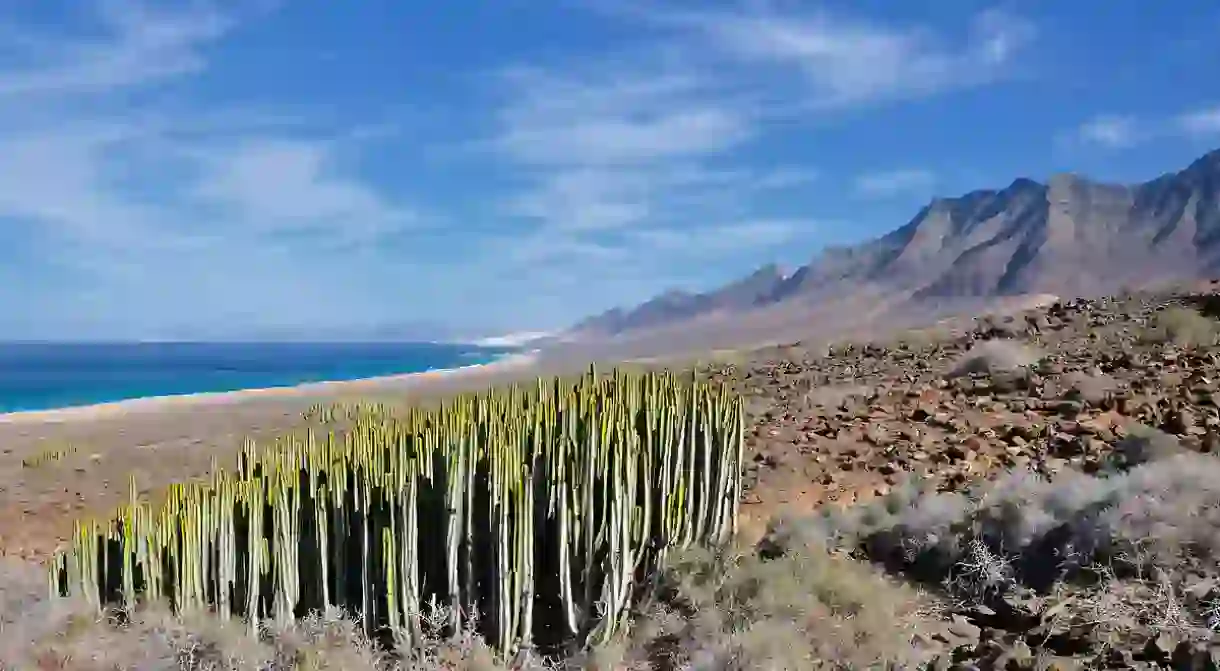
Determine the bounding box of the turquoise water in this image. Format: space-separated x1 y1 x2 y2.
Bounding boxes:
0 342 515 413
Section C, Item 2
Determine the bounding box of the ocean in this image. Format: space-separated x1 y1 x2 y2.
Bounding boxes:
0 342 517 414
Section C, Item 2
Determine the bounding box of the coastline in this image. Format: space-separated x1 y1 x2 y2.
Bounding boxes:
0 350 541 427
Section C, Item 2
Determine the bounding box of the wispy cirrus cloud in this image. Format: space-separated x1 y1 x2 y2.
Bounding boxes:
613 4 1035 110
475 4 1035 319
2 0 1047 337
1176 105 1220 137
491 67 752 168
1076 114 1140 148
0 1 427 339
187 138 420 243
631 219 803 256
1070 104 1220 150
0 0 236 99
854 168 937 198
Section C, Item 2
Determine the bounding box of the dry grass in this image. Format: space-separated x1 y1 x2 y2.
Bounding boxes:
0 526 938 670
0 592 517 670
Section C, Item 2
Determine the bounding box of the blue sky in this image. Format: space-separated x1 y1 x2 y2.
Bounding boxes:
1 0 1219 340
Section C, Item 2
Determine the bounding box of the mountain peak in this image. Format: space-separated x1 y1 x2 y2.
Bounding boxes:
567 147 1220 340
1006 177 1044 192
1185 147 1220 174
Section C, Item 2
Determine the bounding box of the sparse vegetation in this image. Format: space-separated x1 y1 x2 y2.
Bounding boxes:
625 542 934 670
21 441 78 469
4 533 936 670
776 447 1220 654
1142 306 1220 346
946 339 1042 378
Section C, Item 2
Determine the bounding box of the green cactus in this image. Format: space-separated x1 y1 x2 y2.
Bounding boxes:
48 365 744 659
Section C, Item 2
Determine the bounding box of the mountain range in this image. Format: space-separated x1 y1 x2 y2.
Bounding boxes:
566 148 1220 344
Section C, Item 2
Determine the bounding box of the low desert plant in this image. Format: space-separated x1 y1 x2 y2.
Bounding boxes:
778 448 1220 642
619 541 934 670
945 340 1042 379
3 526 941 670
1142 306 1220 347
21 442 78 469
2 558 551 670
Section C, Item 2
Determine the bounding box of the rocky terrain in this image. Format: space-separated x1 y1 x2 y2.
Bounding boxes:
697 282 1220 669
729 284 1220 507
6 285 1220 669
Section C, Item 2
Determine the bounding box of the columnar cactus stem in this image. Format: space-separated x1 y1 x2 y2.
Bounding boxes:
48 367 744 659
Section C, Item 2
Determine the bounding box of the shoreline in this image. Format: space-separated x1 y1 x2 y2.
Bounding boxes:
0 351 541 426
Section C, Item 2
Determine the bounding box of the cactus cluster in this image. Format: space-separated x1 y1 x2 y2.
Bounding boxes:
48 365 744 657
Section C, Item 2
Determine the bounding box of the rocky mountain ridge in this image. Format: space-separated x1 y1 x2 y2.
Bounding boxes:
570 148 1220 340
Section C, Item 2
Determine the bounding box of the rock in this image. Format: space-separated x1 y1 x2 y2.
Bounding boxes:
1054 400 1085 418
1171 641 1216 671
948 614 982 641
1162 407 1196 435
998 640 1035 670
1140 633 1178 664
1092 646 1131 669
1203 429 1219 453
1106 425 1189 471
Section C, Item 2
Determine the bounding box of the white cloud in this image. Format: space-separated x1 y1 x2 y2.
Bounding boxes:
0 0 235 99
486 57 770 249
629 5 1035 108
1067 105 1220 151
504 168 654 232
1176 105 1220 136
0 1 426 338
633 219 802 256
854 169 937 197
472 4 1036 325
492 67 752 167
502 163 779 233
188 138 418 241
1077 114 1140 148
752 167 820 190
0 1 1046 336
0 124 150 243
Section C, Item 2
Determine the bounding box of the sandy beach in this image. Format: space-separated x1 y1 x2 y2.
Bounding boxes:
0 351 547 561
0 351 543 426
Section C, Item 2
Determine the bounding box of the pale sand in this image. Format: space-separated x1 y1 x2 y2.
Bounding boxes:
0 351 542 427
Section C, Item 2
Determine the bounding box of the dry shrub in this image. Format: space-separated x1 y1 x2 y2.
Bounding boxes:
891 326 953 351
621 541 933 670
1102 425 1189 472
7 536 936 671
1143 306 1220 347
780 447 1220 641
946 340 1042 379
0 596 386 670
800 384 871 412
1060 371 1120 406
0 560 528 671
